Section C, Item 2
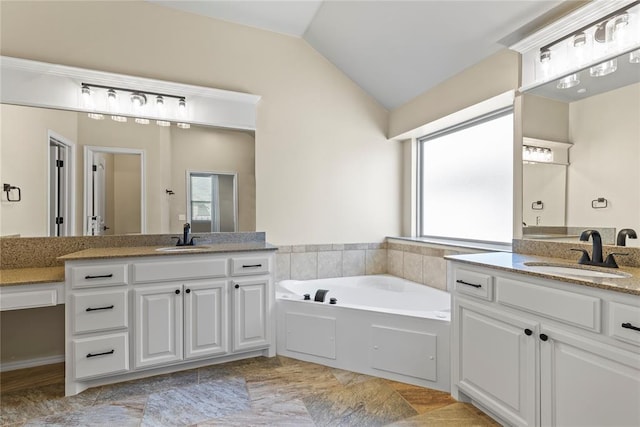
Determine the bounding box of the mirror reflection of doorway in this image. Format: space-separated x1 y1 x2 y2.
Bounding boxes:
48 131 75 236
187 171 237 233
84 146 145 235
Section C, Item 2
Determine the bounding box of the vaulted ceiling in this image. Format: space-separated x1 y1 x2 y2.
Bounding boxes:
149 1 576 110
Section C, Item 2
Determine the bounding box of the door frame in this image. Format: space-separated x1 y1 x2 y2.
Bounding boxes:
83 146 146 235
47 130 76 236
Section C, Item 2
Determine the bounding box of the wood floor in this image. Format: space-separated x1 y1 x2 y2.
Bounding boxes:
0 362 64 393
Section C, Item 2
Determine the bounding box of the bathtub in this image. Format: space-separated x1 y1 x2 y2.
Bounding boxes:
276 274 451 392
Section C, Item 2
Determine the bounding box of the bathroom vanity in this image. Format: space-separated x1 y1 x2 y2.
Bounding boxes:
59 244 276 396
447 252 640 427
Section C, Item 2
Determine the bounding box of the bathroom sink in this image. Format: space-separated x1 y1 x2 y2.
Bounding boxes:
524 263 632 279
155 246 210 252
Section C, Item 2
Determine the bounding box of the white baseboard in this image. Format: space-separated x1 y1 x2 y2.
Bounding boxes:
0 355 65 372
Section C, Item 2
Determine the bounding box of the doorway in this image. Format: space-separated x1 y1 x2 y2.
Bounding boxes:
48 131 75 236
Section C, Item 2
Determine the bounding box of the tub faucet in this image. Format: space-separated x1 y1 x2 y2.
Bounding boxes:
314 289 329 302
617 229 638 246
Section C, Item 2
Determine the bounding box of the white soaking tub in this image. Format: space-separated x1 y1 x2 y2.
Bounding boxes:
276 274 451 392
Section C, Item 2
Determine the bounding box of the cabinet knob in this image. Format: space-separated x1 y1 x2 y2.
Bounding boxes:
524 328 533 336
175 289 180 295
185 289 191 294
539 333 549 341
234 284 240 289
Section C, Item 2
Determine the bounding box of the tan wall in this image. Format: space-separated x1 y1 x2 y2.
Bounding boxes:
169 126 256 233
389 49 520 139
568 82 640 241
0 1 399 246
113 154 141 234
522 94 569 142
0 105 77 237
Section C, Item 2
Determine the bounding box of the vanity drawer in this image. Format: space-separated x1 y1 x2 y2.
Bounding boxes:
230 256 271 276
496 277 601 332
70 264 128 289
453 268 493 301
73 332 129 380
71 290 128 334
609 302 640 347
133 257 227 283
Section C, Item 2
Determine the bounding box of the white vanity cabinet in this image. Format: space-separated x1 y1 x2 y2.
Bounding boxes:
64 249 275 396
449 261 640 427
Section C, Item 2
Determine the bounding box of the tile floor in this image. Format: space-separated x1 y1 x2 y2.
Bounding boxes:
1 356 499 426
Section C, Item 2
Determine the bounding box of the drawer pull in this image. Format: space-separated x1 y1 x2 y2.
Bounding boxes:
621 322 640 332
84 274 114 280
539 333 549 342
85 305 114 312
242 264 262 268
524 328 533 336
86 349 115 358
456 279 482 288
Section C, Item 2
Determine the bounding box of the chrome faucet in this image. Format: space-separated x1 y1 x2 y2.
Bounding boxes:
573 229 626 268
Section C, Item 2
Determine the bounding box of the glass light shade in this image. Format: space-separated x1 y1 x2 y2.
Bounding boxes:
178 98 187 118
630 49 640 63
135 118 149 125
590 58 617 77
81 85 92 108
111 115 127 122
107 89 118 110
156 120 170 127
156 96 165 115
557 73 580 89
573 32 587 47
130 93 146 108
539 49 551 63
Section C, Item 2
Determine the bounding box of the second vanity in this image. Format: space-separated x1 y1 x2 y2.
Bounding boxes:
58 244 276 396
447 252 640 427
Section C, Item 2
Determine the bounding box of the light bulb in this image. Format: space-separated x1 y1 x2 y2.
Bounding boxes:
178 98 187 118
156 120 170 127
107 89 118 112
590 58 617 77
130 93 147 109
156 96 165 115
87 113 104 120
177 122 190 129
557 73 580 89
81 85 92 108
135 118 150 125
111 115 127 122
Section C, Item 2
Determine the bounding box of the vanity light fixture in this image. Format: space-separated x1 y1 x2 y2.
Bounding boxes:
537 1 639 79
523 145 553 163
80 83 190 127
557 73 580 89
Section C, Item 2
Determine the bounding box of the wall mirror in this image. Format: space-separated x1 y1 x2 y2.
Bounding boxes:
521 49 640 245
0 104 256 237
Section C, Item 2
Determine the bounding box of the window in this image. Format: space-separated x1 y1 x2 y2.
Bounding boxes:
417 108 514 243
187 172 238 233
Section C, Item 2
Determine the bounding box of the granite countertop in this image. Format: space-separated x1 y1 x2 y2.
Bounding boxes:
0 266 65 287
446 252 640 296
58 242 278 261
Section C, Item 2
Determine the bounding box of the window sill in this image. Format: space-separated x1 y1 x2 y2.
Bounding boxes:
387 236 512 253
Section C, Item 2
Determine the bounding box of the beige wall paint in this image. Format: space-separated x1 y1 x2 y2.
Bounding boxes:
169 126 256 233
568 82 640 241
522 94 569 142
0 105 77 237
113 154 141 234
389 49 520 139
0 1 399 246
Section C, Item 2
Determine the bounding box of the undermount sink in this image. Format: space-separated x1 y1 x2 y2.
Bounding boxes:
524 262 632 279
155 246 209 252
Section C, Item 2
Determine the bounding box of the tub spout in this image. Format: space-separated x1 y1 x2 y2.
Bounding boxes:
314 289 329 302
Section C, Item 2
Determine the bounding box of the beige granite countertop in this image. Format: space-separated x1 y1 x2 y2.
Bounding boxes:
446 252 640 296
0 266 65 287
58 242 278 261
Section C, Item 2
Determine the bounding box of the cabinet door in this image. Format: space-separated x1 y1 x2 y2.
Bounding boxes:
540 326 640 427
184 280 228 359
454 299 537 427
232 278 269 352
134 284 183 368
